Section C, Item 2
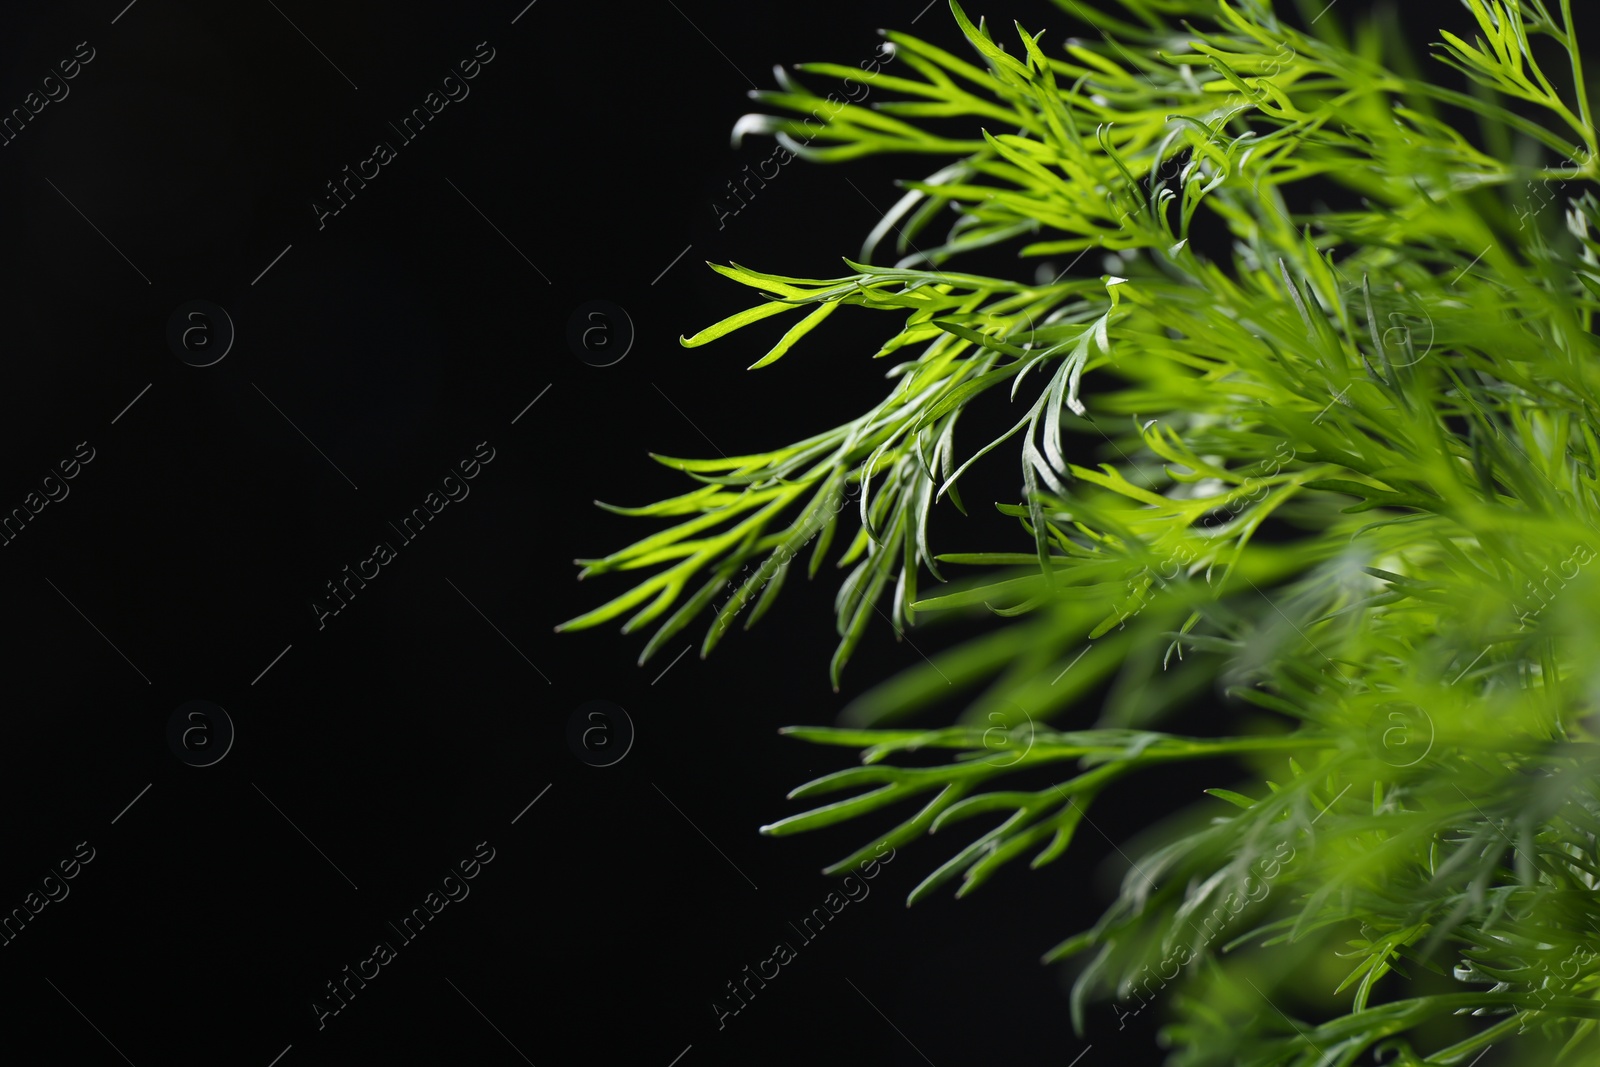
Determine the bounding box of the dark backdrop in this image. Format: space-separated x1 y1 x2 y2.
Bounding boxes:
0 1 1543 1065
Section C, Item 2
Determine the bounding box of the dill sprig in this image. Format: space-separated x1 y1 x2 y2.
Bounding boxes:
564 0 1600 1060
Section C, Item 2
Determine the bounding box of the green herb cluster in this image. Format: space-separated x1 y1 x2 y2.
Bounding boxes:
564 0 1600 1061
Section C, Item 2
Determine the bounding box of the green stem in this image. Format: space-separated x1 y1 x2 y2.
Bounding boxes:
1562 0 1599 162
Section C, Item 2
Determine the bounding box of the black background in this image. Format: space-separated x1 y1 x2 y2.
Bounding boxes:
0 0 1550 1065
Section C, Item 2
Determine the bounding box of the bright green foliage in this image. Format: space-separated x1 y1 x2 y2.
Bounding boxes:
564 0 1600 1061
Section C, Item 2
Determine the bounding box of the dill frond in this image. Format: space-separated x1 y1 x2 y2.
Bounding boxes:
566 1 1600 1060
